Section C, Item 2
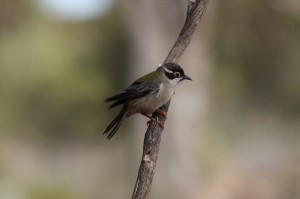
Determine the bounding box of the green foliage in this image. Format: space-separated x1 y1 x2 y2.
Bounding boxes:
212 0 300 114
0 3 128 140
25 184 82 199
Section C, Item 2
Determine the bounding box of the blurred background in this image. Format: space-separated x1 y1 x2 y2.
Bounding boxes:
0 0 300 198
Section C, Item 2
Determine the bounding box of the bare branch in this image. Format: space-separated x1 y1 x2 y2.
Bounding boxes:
164 0 209 64
132 1 209 199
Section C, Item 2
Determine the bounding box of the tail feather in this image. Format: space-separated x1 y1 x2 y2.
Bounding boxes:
103 108 126 140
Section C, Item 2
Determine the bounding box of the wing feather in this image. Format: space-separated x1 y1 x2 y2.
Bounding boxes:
105 80 160 109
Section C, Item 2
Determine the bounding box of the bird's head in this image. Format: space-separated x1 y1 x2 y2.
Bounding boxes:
158 62 192 85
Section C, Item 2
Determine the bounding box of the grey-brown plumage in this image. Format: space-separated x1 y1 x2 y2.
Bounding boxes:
103 62 191 139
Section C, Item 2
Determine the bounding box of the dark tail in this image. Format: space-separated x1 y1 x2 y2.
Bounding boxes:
103 108 127 140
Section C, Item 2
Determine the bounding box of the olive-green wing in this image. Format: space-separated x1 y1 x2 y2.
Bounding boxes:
105 78 160 109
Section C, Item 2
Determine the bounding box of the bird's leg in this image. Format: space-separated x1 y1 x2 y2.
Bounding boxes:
141 113 164 128
141 113 153 120
154 108 168 118
140 113 156 126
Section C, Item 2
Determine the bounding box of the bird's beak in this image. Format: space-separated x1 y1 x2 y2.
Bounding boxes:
181 75 192 81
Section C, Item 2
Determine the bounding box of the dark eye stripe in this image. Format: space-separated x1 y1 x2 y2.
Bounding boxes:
165 72 176 80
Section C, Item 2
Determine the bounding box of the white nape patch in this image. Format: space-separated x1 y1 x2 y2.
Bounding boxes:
162 66 173 73
158 63 162 67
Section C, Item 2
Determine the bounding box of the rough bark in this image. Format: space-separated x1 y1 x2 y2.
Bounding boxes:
131 1 210 199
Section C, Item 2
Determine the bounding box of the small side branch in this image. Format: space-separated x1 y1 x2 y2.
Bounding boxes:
132 1 209 199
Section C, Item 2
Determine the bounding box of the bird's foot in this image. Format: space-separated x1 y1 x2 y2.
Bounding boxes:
146 117 164 128
154 108 168 118
142 113 164 128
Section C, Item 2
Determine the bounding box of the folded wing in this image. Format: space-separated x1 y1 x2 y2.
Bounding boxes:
105 80 160 109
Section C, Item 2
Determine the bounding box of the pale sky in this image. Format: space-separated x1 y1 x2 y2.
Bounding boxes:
35 0 116 21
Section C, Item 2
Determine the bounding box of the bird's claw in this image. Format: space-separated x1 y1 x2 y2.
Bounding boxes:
142 112 164 128
147 117 164 128
154 109 168 118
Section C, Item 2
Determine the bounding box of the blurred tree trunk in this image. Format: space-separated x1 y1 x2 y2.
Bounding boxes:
0 0 21 32
124 1 213 198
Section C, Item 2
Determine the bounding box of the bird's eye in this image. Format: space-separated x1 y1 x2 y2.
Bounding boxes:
174 72 180 77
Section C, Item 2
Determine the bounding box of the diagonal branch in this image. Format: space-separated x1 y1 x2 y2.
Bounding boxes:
132 1 209 199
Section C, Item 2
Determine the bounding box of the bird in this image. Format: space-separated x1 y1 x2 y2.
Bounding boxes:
103 62 192 139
